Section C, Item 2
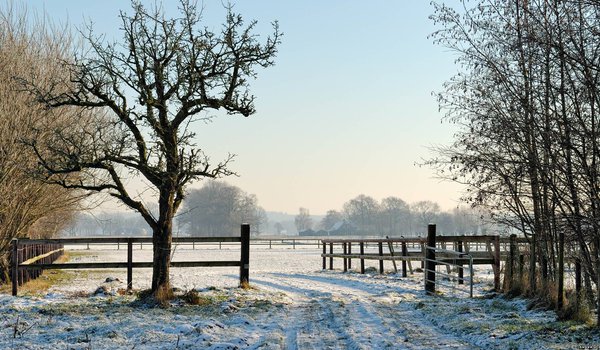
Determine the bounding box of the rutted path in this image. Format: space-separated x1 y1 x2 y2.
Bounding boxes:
252 271 478 349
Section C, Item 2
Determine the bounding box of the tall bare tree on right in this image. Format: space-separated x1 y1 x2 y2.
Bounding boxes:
430 0 600 322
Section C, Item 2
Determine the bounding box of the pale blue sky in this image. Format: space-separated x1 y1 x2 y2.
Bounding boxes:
33 0 464 214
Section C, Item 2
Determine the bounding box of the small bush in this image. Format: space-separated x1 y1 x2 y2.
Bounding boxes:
504 272 528 299
181 289 212 306
525 280 559 311
558 292 593 325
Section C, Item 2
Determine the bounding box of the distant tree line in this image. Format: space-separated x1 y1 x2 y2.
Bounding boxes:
65 180 270 237
293 194 490 236
177 181 267 236
64 211 154 237
430 0 600 319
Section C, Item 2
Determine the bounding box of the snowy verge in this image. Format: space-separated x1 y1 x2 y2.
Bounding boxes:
0 247 598 349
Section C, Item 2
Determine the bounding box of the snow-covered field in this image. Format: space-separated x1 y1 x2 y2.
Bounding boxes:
0 244 598 349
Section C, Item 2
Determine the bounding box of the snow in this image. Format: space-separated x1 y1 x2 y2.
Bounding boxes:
0 244 598 349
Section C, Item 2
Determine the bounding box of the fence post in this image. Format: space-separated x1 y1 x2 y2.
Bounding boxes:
425 224 436 295
519 254 524 277
127 238 133 290
457 238 464 285
493 235 501 291
322 241 326 270
378 242 384 274
17 241 23 288
240 224 250 286
508 234 517 290
575 259 582 308
402 242 408 277
343 242 347 272
11 239 18 296
360 242 365 274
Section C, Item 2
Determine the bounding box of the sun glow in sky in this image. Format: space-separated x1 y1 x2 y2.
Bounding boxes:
33 0 465 215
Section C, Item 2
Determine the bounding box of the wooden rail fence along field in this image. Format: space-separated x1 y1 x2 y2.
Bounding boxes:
321 227 530 293
10 240 65 295
10 224 251 296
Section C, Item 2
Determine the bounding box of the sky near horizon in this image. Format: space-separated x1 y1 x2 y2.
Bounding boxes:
32 0 465 215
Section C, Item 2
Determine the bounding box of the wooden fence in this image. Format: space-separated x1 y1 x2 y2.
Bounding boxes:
321 230 530 292
10 224 250 296
10 240 65 295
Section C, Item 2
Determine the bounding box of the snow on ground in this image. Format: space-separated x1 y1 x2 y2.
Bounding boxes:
0 244 598 349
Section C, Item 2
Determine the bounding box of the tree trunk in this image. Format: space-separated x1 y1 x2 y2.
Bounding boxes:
151 185 176 293
557 228 564 311
151 225 172 292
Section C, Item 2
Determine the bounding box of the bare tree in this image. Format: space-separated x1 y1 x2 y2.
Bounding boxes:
410 201 440 233
380 197 410 235
274 222 284 235
343 195 381 235
430 0 600 318
24 1 280 294
179 181 266 236
0 3 81 281
319 210 343 231
294 208 313 232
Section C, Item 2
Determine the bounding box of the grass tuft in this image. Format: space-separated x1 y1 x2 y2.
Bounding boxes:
135 284 175 308
557 292 593 325
181 289 213 306
239 280 253 290
155 284 174 306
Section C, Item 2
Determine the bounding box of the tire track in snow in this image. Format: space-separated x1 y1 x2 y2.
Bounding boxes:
252 272 477 349
252 276 363 349
285 292 360 349
353 297 476 349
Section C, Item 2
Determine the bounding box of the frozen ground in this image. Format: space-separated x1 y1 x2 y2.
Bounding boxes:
0 244 598 349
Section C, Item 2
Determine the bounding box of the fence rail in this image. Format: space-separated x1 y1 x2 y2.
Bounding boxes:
11 224 251 296
60 237 326 251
